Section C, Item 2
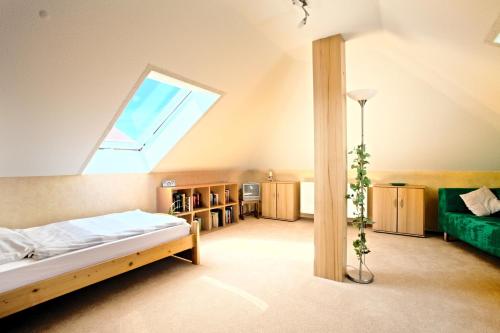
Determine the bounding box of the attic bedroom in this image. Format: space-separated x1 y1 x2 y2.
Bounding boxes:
0 1 499 332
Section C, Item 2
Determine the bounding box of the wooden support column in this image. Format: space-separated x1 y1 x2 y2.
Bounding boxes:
313 34 347 282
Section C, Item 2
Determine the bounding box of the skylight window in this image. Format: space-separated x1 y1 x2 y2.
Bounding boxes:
84 69 221 174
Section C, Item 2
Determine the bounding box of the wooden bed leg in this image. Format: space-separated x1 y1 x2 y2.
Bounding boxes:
191 220 200 265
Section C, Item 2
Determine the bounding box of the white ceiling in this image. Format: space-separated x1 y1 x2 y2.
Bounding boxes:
0 0 499 177
220 0 381 53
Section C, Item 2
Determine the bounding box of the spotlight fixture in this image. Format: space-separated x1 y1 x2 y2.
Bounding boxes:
292 0 310 26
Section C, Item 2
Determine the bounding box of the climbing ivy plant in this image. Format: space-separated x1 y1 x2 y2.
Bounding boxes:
348 143 372 262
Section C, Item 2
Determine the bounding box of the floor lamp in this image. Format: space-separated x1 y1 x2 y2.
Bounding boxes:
346 89 377 284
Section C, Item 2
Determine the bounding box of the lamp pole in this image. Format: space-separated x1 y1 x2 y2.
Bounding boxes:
359 99 366 281
360 99 366 146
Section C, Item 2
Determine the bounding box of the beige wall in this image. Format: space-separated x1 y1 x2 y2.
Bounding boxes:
243 169 500 231
231 31 500 172
0 170 250 229
2 168 498 230
346 32 500 171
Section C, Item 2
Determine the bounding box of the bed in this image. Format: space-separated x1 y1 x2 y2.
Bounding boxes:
0 210 200 318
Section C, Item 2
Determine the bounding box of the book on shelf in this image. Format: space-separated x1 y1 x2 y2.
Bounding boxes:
194 217 202 232
212 209 223 227
225 206 234 224
225 189 230 203
211 211 219 228
172 192 194 213
173 192 182 212
210 192 220 206
193 192 201 209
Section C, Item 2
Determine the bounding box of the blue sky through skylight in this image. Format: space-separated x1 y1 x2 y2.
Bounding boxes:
102 77 187 150
115 78 180 141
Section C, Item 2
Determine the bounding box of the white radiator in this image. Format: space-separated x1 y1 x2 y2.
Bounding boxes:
300 181 314 215
300 180 356 218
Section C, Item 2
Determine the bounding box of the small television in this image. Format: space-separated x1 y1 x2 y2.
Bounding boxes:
242 183 260 201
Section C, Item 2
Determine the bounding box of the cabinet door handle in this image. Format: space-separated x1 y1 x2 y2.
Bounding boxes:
400 199 404 208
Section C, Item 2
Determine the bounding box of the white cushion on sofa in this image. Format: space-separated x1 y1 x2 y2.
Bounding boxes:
460 187 500 217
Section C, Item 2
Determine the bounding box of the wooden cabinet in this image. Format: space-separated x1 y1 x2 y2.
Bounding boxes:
371 185 425 237
261 182 300 221
261 182 277 219
372 186 398 233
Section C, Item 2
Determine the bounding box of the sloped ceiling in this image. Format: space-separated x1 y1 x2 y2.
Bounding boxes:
0 0 498 177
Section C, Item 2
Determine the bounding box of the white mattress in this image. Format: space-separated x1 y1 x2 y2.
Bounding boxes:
0 222 190 293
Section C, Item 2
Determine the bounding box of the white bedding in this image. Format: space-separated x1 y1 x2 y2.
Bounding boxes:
0 222 190 293
17 210 186 260
0 228 35 264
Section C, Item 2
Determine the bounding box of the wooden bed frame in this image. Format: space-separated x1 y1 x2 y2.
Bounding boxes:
0 221 200 318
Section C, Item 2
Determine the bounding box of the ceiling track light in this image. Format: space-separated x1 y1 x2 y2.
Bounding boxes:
292 0 310 26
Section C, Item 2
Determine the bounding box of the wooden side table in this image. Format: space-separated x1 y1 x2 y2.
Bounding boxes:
239 199 260 220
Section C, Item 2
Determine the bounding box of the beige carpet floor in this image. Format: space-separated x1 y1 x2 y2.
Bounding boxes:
2 218 500 333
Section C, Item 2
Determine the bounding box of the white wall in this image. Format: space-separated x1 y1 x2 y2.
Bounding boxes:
0 0 498 177
0 0 283 176
212 31 500 172
346 32 500 170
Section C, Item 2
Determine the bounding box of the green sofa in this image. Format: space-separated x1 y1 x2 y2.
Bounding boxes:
438 188 500 257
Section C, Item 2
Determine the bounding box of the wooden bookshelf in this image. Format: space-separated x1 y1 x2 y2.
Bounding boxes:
157 183 239 232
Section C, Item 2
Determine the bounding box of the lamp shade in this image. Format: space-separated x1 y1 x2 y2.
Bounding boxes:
347 89 377 102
